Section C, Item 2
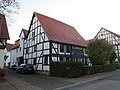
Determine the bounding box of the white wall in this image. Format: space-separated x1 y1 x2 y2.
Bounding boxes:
10 49 18 66
0 40 5 46
0 49 4 68
19 32 25 57
10 31 26 67
4 49 11 66
24 15 50 71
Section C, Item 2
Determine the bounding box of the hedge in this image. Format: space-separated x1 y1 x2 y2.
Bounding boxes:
82 64 116 76
50 61 83 78
0 68 7 77
50 61 116 78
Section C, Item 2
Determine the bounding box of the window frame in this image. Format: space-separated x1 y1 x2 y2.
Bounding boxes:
60 44 64 52
44 56 48 65
32 31 35 41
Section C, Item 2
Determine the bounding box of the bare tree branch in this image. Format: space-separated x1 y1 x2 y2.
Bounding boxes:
0 0 20 25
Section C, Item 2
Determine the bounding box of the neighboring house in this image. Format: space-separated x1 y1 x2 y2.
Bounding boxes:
10 29 28 67
0 14 10 68
93 27 120 61
4 43 13 67
10 39 20 67
24 12 87 74
86 39 93 45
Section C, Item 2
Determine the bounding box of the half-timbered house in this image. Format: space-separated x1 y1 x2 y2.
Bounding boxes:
24 12 87 74
10 29 28 67
0 14 10 68
94 27 120 62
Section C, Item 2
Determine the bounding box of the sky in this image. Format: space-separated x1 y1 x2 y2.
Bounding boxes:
7 0 120 44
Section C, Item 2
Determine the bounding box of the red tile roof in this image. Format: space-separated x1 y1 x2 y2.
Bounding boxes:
11 39 20 50
35 12 86 47
23 29 28 37
19 29 28 39
0 14 10 40
6 43 13 51
86 39 93 45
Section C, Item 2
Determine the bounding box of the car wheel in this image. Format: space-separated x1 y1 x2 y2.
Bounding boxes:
21 70 25 74
16 70 18 73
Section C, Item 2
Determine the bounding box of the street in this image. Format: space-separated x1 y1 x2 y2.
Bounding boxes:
7 70 73 90
4 69 120 90
65 71 120 90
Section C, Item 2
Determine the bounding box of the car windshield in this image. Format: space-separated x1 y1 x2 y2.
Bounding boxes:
26 64 33 68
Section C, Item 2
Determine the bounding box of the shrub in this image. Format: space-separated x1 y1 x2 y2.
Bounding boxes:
50 61 116 78
50 61 83 78
87 39 115 65
82 64 116 76
0 68 7 77
115 63 120 69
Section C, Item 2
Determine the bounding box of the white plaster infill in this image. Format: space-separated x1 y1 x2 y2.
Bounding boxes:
0 49 4 68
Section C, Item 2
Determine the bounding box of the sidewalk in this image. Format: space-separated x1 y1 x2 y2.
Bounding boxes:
0 70 118 90
0 76 43 90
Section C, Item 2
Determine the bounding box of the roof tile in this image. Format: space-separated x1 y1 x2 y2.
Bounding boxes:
6 43 13 51
35 12 86 47
0 14 10 40
11 39 20 50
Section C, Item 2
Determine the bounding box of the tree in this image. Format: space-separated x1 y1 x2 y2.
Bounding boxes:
87 39 115 65
109 51 117 64
0 0 20 24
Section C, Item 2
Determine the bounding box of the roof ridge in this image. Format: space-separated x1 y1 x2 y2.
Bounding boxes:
101 27 120 37
34 12 75 29
33 12 86 46
7 43 13 45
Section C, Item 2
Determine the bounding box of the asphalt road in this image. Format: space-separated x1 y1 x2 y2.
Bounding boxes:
8 70 73 90
7 69 120 90
66 71 120 90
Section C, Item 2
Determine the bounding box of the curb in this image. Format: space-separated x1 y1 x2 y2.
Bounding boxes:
53 74 113 90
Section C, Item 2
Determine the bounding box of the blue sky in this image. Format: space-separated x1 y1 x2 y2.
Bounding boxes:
8 0 120 43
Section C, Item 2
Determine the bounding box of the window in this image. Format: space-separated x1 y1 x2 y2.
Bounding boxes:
66 45 71 53
33 58 36 65
34 45 37 52
60 57 63 62
38 26 41 34
26 47 29 53
20 47 21 52
44 56 48 65
84 57 88 65
66 57 70 61
16 48 18 53
60 44 64 52
32 32 35 40
25 59 28 64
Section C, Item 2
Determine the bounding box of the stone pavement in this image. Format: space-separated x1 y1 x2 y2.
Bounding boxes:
0 70 119 90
